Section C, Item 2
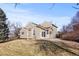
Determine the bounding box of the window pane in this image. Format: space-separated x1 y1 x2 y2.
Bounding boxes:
42 31 46 37
46 30 48 34
44 32 45 37
42 32 43 37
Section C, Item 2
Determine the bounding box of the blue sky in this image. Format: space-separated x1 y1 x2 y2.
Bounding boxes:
0 3 78 30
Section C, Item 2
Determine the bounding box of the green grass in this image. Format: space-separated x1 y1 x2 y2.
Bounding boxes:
0 39 78 56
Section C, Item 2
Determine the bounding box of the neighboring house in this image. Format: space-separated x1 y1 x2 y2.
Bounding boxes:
19 22 58 40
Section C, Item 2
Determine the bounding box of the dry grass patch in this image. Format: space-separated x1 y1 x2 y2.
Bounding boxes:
0 39 78 56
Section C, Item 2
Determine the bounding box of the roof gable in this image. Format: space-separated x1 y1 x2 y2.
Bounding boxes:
24 22 57 30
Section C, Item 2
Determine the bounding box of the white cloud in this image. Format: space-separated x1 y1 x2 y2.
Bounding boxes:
2 7 71 31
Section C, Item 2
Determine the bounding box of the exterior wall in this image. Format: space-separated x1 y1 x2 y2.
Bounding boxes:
20 23 40 40
33 27 42 39
20 28 27 38
34 27 57 40
51 27 58 38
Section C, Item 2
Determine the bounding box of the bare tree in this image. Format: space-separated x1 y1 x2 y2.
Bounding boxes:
60 11 79 42
72 3 79 9
13 23 22 38
14 23 21 38
61 25 67 33
8 22 22 39
14 3 20 8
